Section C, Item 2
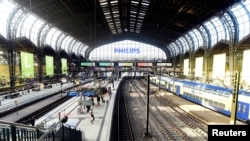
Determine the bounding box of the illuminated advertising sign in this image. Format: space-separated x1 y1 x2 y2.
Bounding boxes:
137 62 153 67
157 63 167 66
81 62 95 66
99 62 114 67
45 56 54 76
114 47 140 54
118 63 133 67
61 58 67 74
157 62 172 67
21 51 34 78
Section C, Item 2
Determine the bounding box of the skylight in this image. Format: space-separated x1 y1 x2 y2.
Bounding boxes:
99 0 121 35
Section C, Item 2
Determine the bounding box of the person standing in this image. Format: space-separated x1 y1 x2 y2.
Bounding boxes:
30 116 35 126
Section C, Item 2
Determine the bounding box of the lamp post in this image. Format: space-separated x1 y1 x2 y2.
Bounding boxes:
145 73 151 137
61 82 63 97
159 67 162 92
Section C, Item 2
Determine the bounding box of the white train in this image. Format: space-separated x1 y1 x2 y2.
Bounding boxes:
150 76 250 124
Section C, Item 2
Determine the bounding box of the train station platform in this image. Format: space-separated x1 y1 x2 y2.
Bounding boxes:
0 78 95 121
35 80 120 141
0 82 73 114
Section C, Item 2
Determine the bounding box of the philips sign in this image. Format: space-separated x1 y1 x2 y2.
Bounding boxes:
114 48 140 54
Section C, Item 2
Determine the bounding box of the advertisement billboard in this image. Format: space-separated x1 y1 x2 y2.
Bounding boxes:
118 62 133 67
137 62 153 67
21 51 34 78
99 62 114 67
45 55 54 76
61 58 67 74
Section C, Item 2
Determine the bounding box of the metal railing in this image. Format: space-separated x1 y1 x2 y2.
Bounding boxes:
0 119 82 141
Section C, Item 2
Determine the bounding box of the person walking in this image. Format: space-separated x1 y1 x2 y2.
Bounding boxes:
90 112 95 124
86 105 91 113
91 97 95 106
97 96 100 106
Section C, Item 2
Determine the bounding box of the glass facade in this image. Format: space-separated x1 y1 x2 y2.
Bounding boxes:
89 40 167 61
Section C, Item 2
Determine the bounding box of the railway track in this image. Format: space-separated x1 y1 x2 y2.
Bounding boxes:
129 78 207 141
15 96 72 124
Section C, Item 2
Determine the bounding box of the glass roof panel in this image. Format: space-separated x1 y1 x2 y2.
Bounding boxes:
50 30 62 50
210 17 227 42
231 2 250 41
179 37 190 53
45 27 57 48
204 21 217 47
29 19 45 46
0 0 15 38
187 31 199 50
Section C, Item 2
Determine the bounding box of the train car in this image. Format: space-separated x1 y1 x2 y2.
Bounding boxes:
149 76 157 84
237 90 250 122
152 76 250 123
160 77 172 91
177 80 232 115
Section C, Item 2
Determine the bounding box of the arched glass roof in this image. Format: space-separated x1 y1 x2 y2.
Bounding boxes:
165 0 250 56
1 0 250 60
0 0 86 57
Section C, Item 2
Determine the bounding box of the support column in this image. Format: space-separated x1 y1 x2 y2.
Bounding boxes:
37 48 44 83
189 54 195 79
7 46 16 91
55 52 61 81
204 49 209 82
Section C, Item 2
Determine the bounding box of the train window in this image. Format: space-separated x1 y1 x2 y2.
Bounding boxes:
213 90 220 95
211 91 216 95
224 92 231 97
198 88 202 91
209 99 213 104
184 92 187 96
204 98 208 103
205 88 212 91
198 96 201 101
190 94 194 99
214 101 219 107
237 103 241 112
243 105 246 113
217 91 222 96
219 103 225 109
